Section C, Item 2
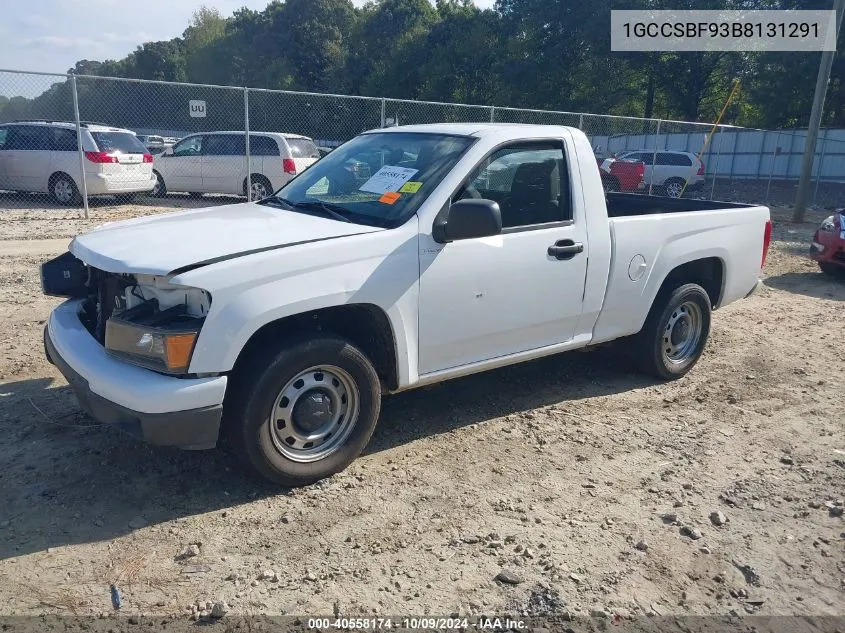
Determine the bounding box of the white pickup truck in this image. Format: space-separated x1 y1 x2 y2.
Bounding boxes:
41 123 772 485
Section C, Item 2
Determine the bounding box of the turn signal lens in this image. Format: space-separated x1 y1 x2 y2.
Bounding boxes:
164 333 198 372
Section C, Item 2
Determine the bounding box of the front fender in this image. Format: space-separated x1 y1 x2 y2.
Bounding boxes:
176 220 420 388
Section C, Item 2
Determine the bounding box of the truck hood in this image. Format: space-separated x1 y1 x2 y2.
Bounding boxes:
69 201 384 276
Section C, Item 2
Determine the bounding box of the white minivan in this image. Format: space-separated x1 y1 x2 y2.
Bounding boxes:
609 150 706 198
0 121 156 205
151 131 320 200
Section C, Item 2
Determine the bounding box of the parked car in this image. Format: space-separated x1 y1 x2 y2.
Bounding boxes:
0 120 155 205
597 157 645 192
136 134 164 146
606 150 705 198
40 123 771 485
317 146 334 158
810 210 845 276
136 134 172 155
150 131 320 200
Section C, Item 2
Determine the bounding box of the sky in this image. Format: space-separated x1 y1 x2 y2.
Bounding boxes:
0 0 496 80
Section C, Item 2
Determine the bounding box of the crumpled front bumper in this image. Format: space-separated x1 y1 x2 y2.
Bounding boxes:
44 299 227 450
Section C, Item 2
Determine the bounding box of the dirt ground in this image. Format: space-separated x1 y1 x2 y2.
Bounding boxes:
0 195 842 626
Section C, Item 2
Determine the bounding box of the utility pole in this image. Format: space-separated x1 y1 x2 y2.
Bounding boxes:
793 0 845 223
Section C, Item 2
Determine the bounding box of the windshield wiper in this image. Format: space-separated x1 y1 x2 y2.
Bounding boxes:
288 200 353 223
261 196 354 224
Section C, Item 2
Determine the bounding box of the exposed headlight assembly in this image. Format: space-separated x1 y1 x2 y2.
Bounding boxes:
105 301 203 375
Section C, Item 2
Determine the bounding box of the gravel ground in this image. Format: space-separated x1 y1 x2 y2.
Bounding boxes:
0 198 842 626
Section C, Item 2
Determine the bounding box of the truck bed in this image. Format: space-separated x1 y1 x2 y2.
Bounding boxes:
606 192 752 218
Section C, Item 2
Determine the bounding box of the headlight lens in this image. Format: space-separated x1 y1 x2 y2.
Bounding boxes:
105 317 200 374
820 215 836 232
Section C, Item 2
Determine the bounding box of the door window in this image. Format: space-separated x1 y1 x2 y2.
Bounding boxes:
172 136 204 157
52 128 78 152
456 143 570 229
5 126 51 151
251 135 280 156
205 134 245 156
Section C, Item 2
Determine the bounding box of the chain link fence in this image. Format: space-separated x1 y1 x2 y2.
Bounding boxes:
1 68 844 216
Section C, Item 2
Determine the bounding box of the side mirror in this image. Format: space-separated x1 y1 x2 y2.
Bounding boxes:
433 198 502 243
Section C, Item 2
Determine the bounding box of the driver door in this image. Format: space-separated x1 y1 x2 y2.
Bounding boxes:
417 141 589 375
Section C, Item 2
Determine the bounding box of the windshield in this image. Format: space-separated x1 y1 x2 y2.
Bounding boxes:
268 132 475 228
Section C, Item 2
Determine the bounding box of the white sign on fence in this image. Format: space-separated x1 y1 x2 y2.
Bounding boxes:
189 100 206 118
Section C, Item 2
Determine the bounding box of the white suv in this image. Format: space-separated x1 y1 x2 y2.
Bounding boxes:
0 121 156 205
151 131 320 200
610 150 705 198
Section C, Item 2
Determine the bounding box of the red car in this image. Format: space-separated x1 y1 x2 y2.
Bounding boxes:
597 157 646 193
810 210 845 276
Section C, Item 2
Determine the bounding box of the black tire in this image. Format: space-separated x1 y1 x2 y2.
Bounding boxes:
663 178 686 199
632 283 712 380
602 176 620 193
244 175 273 201
224 335 382 486
49 173 81 207
115 193 137 204
819 262 844 278
151 171 167 198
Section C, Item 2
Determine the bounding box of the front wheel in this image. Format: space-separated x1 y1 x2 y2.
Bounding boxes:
632 283 712 380
151 171 167 197
224 336 382 486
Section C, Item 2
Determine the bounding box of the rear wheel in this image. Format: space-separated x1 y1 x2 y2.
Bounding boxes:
632 283 711 380
819 262 844 277
664 178 686 199
245 175 273 201
50 173 80 207
224 335 382 486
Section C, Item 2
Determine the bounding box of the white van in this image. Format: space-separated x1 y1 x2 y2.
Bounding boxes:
610 150 705 198
0 121 156 205
151 131 320 200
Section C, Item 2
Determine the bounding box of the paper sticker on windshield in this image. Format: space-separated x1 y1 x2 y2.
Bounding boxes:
399 181 423 194
360 166 418 195
379 192 401 205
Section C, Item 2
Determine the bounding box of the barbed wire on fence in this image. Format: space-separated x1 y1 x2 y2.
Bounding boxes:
1 67 843 214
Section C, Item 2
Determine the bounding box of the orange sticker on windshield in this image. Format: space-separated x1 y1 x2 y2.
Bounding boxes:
379 192 401 205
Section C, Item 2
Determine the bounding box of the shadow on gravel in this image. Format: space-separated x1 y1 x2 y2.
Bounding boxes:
0 377 284 560
764 271 845 301
0 345 648 560
370 344 651 453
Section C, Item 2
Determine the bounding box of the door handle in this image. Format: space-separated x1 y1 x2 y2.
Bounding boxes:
548 240 584 260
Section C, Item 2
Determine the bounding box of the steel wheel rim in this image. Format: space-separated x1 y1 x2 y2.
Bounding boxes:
268 365 359 463
54 179 73 203
250 181 269 200
666 181 683 198
662 301 703 364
